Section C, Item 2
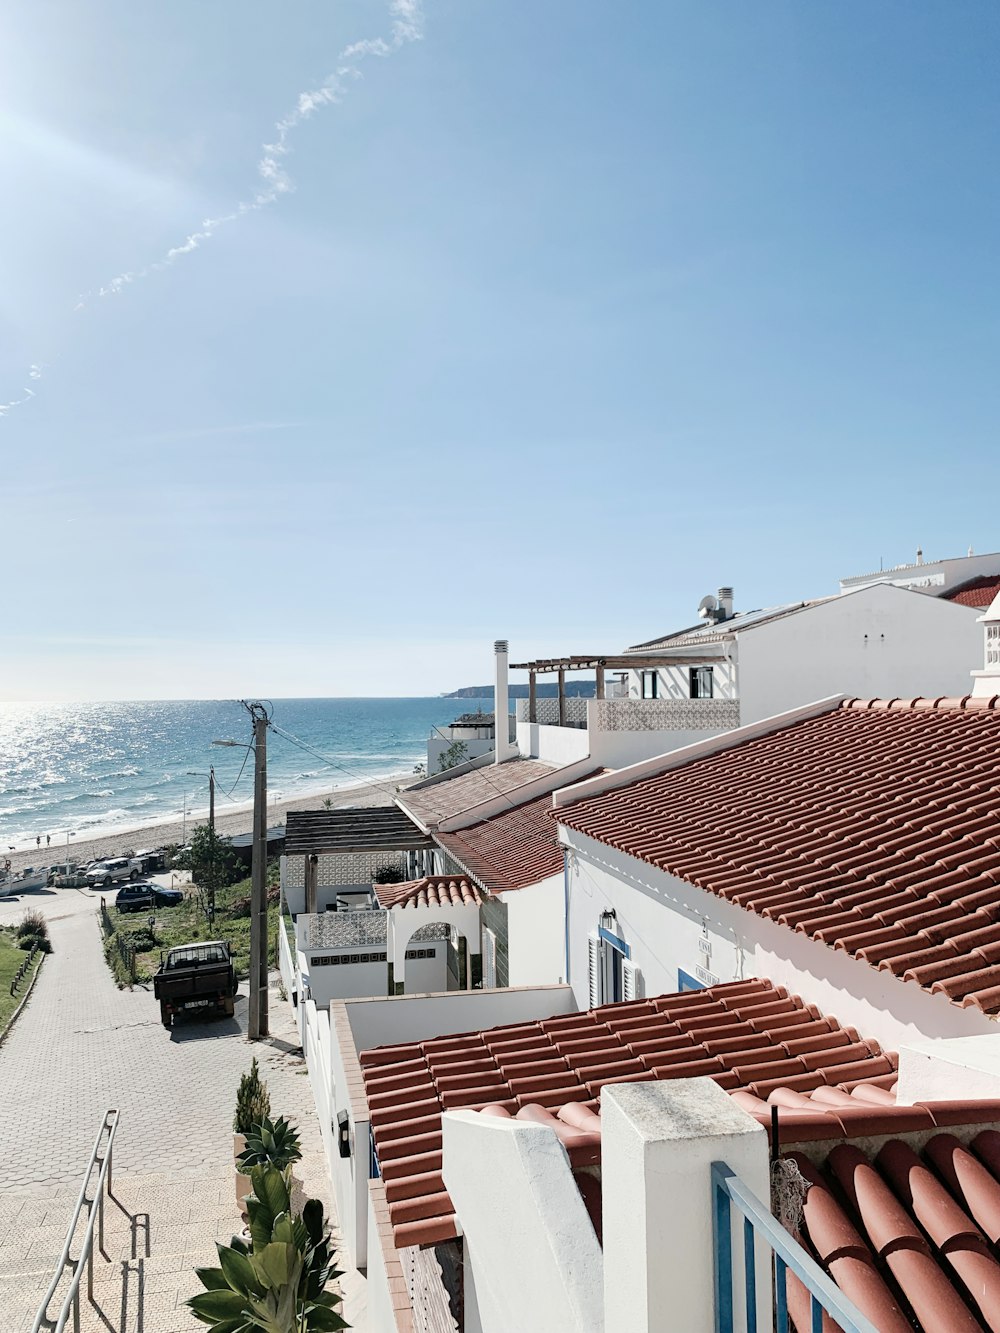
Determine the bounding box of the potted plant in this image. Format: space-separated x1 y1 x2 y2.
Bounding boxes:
188 1164 347 1331
236 1116 303 1180
233 1059 271 1210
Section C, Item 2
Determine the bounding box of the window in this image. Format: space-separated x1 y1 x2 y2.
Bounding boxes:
482 928 497 988
641 670 659 699
677 968 705 992
588 922 639 1006
689 666 713 699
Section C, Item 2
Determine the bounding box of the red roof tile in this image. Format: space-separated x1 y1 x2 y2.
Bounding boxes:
789 1125 1000 1333
436 776 599 893
398 759 555 829
361 978 895 1249
555 698 1000 1013
373 874 482 910
945 574 1000 608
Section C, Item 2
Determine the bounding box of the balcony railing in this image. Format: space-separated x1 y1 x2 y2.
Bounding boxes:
593 697 741 732
712 1161 877 1333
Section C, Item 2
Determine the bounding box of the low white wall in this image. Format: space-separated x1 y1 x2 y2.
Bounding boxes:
516 721 591 765
324 1003 369 1269
896 1033 1000 1104
278 919 296 999
428 736 495 773
504 873 567 987
564 831 996 1051
343 984 577 1058
366 1202 396 1333
588 726 728 769
400 944 447 994
304 955 389 1007
442 1111 605 1333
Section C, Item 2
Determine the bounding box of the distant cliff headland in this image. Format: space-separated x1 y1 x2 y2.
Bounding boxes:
443 683 597 699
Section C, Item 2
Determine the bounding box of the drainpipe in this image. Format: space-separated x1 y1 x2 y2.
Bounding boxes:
563 847 571 986
494 639 510 765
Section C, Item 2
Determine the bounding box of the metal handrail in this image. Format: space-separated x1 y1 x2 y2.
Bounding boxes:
712 1160 879 1333
32 1108 120 1333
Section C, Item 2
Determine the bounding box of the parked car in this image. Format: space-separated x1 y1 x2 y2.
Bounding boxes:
115 883 184 912
85 857 142 888
153 940 237 1027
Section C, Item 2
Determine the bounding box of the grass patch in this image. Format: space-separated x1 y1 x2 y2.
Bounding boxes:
0 929 44 1034
104 872 281 985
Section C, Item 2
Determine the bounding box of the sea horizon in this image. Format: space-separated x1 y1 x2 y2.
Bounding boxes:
0 696 481 850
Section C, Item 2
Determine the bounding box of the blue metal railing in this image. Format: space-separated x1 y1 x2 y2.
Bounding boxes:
712 1161 879 1333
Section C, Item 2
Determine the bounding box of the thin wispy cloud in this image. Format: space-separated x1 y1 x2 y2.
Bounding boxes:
0 365 42 418
80 0 423 305
1 1 423 420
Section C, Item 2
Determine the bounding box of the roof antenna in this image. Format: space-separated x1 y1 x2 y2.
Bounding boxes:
969 545 975 557
916 546 923 565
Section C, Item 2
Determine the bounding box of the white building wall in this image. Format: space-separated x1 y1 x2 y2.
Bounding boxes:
504 872 566 988
516 721 591 765
564 831 996 1051
304 956 390 1006
627 657 737 701
737 583 982 725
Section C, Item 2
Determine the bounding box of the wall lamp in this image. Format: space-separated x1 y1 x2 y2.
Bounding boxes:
336 1110 351 1159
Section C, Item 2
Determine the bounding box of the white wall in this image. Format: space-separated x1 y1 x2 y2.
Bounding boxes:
427 735 495 773
516 721 591 765
504 873 567 988
738 582 983 725
303 954 389 1006
564 831 996 1050
627 656 737 702
343 984 577 1056
442 1111 605 1333
588 725 729 769
326 1003 370 1268
401 944 447 994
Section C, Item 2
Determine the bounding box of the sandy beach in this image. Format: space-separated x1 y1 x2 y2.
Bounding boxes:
4 772 418 873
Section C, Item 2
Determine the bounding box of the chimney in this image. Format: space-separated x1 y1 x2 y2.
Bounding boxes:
494 640 510 765
717 587 734 621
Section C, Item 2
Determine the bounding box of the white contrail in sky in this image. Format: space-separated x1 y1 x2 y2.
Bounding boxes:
1 1 423 418
0 365 42 417
83 0 423 304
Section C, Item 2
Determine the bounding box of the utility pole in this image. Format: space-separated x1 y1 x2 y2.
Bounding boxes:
209 766 215 836
250 707 269 1040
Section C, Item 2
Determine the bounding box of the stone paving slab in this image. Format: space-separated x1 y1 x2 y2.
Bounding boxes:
0 887 355 1332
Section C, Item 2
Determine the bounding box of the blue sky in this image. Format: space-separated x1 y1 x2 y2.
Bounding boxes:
1 1 998 699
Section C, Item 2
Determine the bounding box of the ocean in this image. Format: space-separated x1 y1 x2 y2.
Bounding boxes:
0 698 484 850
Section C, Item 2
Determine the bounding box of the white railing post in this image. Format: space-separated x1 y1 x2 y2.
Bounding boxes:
601 1079 770 1333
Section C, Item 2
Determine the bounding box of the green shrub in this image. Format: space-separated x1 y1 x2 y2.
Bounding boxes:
188 1164 346 1331
18 932 51 954
234 1058 271 1136
15 911 48 941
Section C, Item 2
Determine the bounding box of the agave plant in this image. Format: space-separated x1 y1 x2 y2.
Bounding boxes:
189 1164 347 1332
237 1116 303 1175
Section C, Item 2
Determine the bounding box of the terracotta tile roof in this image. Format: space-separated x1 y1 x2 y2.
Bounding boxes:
435 774 602 894
556 697 1000 1014
373 874 483 910
786 1126 1000 1332
398 759 555 829
360 978 897 1249
945 574 1000 608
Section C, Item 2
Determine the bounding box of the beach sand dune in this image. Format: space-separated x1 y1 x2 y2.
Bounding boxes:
4 773 418 873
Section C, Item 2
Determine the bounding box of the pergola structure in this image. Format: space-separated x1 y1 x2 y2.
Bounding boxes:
284 807 436 914
510 653 711 725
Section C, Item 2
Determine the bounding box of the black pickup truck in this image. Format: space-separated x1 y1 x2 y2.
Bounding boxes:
153 941 237 1028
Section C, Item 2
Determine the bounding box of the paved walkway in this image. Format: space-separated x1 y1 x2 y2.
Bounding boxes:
0 886 352 1332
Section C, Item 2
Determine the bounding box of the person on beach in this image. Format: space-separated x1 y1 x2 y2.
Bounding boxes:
36 836 40 849
46 834 50 847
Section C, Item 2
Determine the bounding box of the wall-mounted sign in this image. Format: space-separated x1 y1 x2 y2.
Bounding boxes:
697 937 712 959
694 963 719 987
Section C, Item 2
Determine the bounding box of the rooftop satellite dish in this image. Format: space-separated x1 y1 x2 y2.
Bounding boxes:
697 594 718 620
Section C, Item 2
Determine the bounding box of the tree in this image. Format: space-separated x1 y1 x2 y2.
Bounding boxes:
189 824 239 920
437 740 469 773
